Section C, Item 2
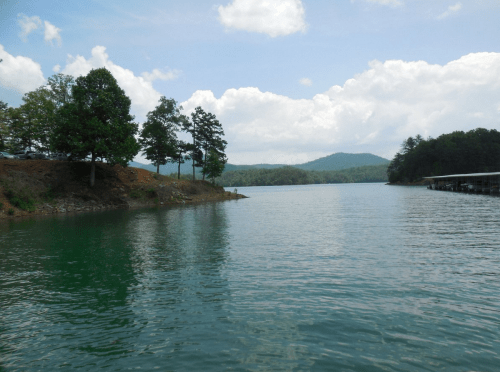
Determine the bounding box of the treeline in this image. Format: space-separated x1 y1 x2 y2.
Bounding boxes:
387 128 500 183
217 164 388 187
0 68 227 186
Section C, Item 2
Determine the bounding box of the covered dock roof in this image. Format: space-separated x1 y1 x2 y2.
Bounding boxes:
423 172 500 179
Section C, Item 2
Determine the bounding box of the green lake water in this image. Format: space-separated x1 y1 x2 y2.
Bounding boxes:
1 184 499 371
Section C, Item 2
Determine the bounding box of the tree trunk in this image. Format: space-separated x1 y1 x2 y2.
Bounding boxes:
192 159 195 181
202 149 207 181
157 163 160 174
90 153 96 187
178 160 181 180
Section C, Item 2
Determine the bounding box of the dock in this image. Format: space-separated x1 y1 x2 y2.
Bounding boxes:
424 172 500 194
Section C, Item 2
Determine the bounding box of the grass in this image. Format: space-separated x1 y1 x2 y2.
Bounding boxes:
129 187 158 200
130 189 141 199
4 188 36 212
1 171 58 213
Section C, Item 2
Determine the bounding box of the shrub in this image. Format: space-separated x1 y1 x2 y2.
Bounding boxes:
8 208 14 215
146 188 157 198
130 189 141 199
9 195 36 212
0 202 3 210
41 187 57 202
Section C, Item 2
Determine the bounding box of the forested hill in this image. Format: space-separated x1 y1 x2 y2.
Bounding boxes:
131 152 390 175
217 164 388 187
387 128 500 183
295 152 390 171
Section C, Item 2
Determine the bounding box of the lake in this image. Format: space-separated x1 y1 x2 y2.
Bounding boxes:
1 183 499 371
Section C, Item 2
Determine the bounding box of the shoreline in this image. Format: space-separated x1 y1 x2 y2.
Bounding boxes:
0 160 247 221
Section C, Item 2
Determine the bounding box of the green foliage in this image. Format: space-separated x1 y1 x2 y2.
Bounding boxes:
146 188 157 198
4 188 36 212
47 73 74 108
52 68 140 186
387 128 500 183
130 189 142 199
0 201 3 209
20 87 57 153
169 140 192 180
8 208 14 215
41 187 57 202
218 164 388 187
0 100 8 151
184 106 227 181
203 148 227 183
139 97 184 174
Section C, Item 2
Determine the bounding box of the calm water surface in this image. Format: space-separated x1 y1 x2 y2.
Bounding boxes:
1 184 499 371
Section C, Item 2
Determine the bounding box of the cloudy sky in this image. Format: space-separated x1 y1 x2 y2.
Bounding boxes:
1 0 499 164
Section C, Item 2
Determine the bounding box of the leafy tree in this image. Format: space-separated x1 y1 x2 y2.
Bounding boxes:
189 106 227 181
203 148 227 184
139 97 184 174
387 128 500 183
0 100 8 151
20 87 56 153
47 73 75 108
7 105 37 151
183 107 203 180
52 67 140 186
169 139 191 180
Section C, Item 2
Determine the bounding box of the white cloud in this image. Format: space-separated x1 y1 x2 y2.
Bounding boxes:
53 64 61 73
299 78 312 86
181 52 500 164
44 21 62 46
218 0 307 37
60 46 179 118
17 14 62 46
141 68 179 82
437 2 462 20
0 44 45 94
17 14 42 42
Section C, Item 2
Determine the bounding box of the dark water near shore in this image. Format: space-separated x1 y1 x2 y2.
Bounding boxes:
1 184 499 371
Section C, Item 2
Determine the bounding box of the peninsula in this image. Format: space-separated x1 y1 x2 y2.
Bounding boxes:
0 160 244 220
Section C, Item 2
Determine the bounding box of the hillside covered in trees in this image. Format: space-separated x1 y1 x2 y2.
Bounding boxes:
218 164 388 187
132 152 390 176
387 128 500 183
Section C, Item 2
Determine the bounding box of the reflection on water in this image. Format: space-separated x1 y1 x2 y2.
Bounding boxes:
1 184 500 371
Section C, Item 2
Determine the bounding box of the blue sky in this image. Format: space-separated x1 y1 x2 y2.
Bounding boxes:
1 0 500 164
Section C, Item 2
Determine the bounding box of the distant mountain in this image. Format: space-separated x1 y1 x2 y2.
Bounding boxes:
225 153 390 173
129 153 390 175
294 152 390 171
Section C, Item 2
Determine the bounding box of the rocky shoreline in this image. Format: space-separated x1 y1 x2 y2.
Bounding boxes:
0 160 246 220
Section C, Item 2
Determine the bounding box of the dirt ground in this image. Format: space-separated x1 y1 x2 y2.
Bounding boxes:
0 159 244 219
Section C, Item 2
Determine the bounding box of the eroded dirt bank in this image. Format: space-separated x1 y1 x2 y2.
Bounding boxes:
0 159 245 219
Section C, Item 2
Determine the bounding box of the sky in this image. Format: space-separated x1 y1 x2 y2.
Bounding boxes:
1 0 500 165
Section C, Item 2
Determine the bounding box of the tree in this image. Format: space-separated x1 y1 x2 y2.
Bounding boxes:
0 100 8 151
47 73 75 108
20 87 56 153
139 97 183 174
8 105 37 151
52 68 140 187
188 106 227 181
203 148 227 183
183 107 203 180
169 139 191 180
